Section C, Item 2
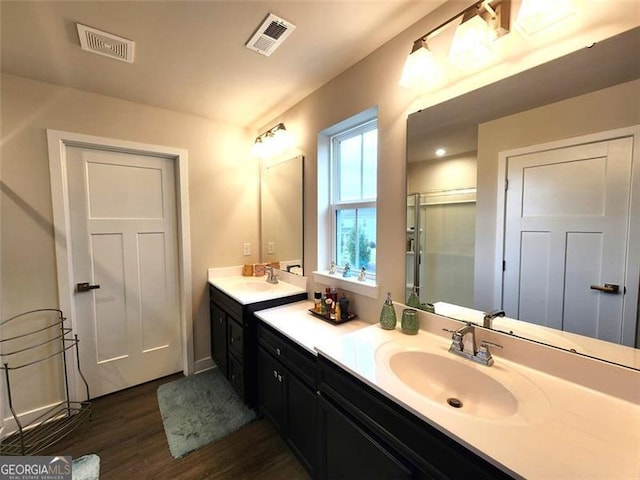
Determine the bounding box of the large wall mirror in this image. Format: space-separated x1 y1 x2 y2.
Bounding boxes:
260 155 304 274
406 27 640 370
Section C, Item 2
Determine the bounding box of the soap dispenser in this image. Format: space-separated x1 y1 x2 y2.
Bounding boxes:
406 287 420 309
379 292 397 330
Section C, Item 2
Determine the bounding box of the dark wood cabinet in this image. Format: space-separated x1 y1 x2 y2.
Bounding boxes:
210 301 228 377
209 283 306 407
257 345 285 430
317 355 514 480
318 394 413 480
257 322 318 476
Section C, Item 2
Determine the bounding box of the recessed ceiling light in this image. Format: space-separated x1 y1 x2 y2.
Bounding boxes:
435 148 447 157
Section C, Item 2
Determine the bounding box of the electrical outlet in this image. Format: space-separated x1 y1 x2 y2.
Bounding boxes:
243 243 251 256
267 241 276 254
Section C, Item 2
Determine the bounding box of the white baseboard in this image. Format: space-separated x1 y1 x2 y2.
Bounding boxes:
193 356 215 374
1 400 65 439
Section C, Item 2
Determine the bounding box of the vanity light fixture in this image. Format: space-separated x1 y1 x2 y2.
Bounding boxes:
252 122 294 159
399 0 512 88
448 5 495 70
435 148 447 157
516 0 575 36
399 39 443 90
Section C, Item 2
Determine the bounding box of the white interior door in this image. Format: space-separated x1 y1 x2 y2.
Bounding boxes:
503 136 634 345
67 146 182 398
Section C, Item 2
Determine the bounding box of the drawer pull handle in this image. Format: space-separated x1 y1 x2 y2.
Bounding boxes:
275 347 281 356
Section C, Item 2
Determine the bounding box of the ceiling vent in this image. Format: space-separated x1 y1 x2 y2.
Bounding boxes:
245 14 295 57
77 24 135 63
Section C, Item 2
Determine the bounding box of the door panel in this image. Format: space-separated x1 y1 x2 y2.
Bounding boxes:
503 136 633 344
68 146 181 397
92 232 128 363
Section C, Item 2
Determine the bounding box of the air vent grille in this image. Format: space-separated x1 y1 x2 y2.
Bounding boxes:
264 21 288 40
245 14 295 57
77 24 135 63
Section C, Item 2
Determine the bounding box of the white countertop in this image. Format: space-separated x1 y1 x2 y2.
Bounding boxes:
254 300 370 355
315 324 640 480
208 268 307 305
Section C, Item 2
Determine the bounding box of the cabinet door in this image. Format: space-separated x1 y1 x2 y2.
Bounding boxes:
258 346 284 432
228 317 244 360
228 353 245 399
285 372 317 475
318 395 413 480
210 302 228 377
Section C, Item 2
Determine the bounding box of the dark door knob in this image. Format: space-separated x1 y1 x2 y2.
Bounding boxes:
590 283 620 294
76 282 101 293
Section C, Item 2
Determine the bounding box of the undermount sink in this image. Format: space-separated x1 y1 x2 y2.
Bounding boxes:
389 351 518 419
376 338 550 425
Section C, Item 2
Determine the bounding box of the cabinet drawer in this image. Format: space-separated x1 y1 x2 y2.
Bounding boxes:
209 285 243 320
257 323 316 388
228 318 244 359
229 354 245 399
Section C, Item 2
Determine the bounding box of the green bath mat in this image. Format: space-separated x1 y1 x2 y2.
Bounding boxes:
157 369 256 459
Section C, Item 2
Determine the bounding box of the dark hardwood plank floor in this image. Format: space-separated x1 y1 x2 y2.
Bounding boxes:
42 373 311 480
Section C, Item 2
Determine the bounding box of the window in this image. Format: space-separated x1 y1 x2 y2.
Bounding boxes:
331 120 377 276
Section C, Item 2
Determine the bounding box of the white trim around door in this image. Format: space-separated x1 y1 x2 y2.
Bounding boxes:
47 130 194 401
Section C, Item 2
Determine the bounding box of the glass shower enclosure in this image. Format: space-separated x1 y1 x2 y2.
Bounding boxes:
406 189 476 308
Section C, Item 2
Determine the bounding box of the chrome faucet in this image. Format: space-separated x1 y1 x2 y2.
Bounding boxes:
443 322 502 367
265 266 279 284
483 309 505 328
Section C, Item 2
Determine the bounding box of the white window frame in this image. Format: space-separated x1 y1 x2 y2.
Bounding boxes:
314 107 379 299
330 119 377 280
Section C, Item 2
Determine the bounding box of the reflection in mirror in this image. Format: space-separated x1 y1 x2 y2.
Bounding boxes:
406 189 476 307
260 155 304 274
406 27 640 370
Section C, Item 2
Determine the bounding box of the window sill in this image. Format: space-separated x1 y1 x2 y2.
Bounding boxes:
313 270 379 299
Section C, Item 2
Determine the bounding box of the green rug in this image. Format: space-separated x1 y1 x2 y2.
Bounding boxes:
72 454 100 480
157 369 256 459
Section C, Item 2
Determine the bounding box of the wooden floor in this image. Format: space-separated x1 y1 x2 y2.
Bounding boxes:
42 373 311 480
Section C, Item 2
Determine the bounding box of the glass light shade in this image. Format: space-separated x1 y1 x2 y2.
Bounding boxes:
516 0 575 36
448 14 494 70
252 138 267 158
399 44 443 90
272 127 294 152
252 125 295 158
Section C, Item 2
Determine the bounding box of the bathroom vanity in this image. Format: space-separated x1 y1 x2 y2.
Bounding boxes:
208 269 307 407
254 301 640 480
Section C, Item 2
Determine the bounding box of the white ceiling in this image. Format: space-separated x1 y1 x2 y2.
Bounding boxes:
0 0 447 129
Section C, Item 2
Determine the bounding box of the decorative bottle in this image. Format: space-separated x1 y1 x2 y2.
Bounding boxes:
407 287 420 308
379 292 397 330
338 294 350 321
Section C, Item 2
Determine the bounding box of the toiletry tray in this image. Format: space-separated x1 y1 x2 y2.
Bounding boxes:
308 309 357 325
